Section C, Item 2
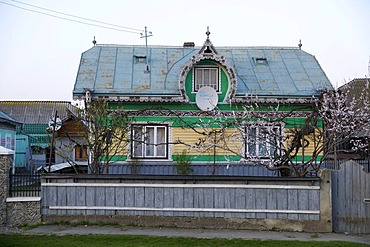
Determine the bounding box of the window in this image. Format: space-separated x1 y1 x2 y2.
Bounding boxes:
134 55 146 63
75 145 88 161
5 134 12 149
245 124 281 158
194 67 219 92
254 57 267 65
132 124 168 159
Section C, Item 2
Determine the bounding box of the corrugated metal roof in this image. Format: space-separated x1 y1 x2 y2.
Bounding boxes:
0 110 18 125
73 44 333 100
339 78 370 138
339 78 370 109
0 101 75 124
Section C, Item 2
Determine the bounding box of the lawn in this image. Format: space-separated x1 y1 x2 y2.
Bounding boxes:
0 234 368 247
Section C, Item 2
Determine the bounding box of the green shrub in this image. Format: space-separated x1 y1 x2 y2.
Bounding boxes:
174 150 193 175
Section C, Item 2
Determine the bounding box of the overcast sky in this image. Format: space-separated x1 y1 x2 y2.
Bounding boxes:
0 0 369 101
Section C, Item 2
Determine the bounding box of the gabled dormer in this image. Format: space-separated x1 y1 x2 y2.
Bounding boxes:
178 28 237 104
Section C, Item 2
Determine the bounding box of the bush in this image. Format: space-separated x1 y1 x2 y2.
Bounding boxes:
174 150 193 175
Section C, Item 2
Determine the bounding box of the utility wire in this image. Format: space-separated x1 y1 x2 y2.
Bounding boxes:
0 0 142 34
11 0 143 32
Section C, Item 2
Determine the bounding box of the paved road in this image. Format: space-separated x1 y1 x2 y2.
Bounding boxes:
1 225 369 245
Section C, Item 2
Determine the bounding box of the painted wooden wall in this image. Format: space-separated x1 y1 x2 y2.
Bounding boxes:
41 176 322 222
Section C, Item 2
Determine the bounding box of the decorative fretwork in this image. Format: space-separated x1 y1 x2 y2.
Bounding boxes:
178 29 237 102
111 109 313 118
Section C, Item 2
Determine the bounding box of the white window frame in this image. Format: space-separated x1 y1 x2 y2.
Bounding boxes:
131 124 169 159
193 66 220 92
5 134 12 149
245 123 282 159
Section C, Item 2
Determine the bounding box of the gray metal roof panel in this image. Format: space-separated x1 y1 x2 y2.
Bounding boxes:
73 45 333 98
0 110 18 125
0 101 75 124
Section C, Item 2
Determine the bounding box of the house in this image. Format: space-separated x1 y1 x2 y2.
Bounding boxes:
336 78 370 161
51 113 88 173
0 101 77 171
72 30 333 176
0 110 18 153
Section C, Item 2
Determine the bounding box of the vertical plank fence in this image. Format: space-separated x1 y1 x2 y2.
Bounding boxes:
41 173 332 232
331 160 370 234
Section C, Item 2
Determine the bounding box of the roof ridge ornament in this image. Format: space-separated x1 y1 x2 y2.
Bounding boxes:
206 26 210 40
199 26 218 56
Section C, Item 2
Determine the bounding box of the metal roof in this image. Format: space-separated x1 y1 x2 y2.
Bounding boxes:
0 101 75 125
0 110 18 125
339 78 370 110
73 44 333 100
339 78 370 138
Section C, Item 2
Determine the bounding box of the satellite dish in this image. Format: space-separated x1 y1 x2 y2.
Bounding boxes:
196 86 218 111
48 117 62 131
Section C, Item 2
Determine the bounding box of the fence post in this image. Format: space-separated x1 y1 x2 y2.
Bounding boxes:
319 169 332 232
0 147 14 226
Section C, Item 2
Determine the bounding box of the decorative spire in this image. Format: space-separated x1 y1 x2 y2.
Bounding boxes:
92 36 97 46
206 26 210 40
298 39 302 49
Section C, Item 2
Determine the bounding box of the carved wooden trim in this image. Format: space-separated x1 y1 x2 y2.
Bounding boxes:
178 37 237 102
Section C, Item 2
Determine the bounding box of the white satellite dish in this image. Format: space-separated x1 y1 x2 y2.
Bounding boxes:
195 86 218 111
48 117 62 131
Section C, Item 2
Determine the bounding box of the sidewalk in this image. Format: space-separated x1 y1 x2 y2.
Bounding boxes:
1 224 369 244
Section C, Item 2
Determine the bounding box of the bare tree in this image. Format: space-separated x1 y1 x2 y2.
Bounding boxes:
59 80 369 176
78 101 133 174
170 82 370 177
320 79 370 164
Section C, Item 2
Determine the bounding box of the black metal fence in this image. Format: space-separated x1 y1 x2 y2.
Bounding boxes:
9 171 41 197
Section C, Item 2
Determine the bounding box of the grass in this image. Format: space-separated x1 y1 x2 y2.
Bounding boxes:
0 234 368 247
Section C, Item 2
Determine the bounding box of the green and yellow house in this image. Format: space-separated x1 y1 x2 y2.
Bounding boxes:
73 31 333 176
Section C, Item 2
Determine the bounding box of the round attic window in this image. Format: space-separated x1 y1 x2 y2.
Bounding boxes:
195 86 218 111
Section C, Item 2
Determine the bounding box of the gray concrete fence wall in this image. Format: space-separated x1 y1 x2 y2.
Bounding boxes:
0 152 41 227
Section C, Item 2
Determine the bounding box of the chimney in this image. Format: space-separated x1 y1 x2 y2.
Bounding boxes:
183 42 195 48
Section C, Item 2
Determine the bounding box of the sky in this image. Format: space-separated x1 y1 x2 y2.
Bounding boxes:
0 0 369 101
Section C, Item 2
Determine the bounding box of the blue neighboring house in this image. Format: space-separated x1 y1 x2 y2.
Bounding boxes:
0 110 19 170
0 101 75 171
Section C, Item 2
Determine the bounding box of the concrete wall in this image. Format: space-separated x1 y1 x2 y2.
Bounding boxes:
5 198 41 227
41 172 332 232
0 154 10 226
0 151 41 227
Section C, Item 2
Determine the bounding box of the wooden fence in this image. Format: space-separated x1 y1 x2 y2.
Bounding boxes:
107 162 278 176
41 173 332 232
331 160 370 234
